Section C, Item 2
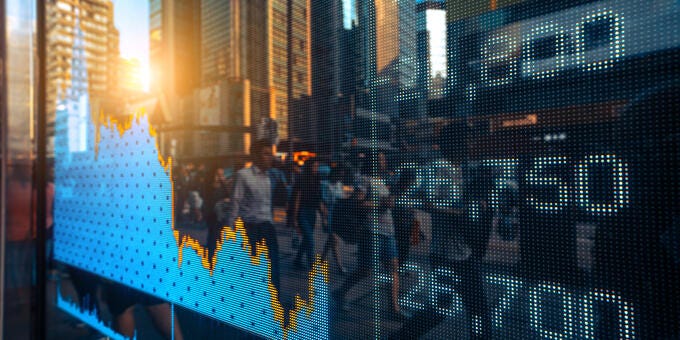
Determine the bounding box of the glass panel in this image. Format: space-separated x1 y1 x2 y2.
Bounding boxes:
4 0 36 338
30 0 680 339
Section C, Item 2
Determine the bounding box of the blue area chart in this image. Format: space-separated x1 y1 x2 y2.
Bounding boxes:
53 108 329 339
57 285 132 340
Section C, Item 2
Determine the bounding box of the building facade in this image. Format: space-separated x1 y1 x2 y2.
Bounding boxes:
149 0 201 99
46 0 120 152
200 0 311 144
416 0 446 99
269 0 311 141
341 0 421 155
308 0 341 153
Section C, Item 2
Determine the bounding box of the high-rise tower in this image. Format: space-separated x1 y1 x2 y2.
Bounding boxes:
416 0 446 99
358 0 417 116
149 0 201 98
199 0 311 142
46 0 120 151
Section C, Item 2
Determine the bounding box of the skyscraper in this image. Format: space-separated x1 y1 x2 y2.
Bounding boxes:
309 0 343 153
270 0 312 141
342 0 418 154
416 0 446 99
149 0 201 98
200 0 265 121
46 0 120 146
199 0 310 142
359 0 417 115
60 18 91 154
200 0 230 84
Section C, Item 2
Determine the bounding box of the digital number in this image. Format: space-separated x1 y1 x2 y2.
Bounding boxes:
395 163 424 208
470 6 625 96
398 154 629 216
575 154 629 215
395 161 462 210
398 269 636 336
429 267 463 317
425 159 461 209
522 22 567 79
481 31 519 86
398 262 428 311
393 264 463 317
580 289 636 339
526 156 570 212
526 154 630 215
487 274 523 329
483 159 519 210
530 283 575 339
575 9 625 71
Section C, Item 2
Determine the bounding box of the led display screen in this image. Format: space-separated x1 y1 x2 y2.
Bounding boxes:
50 0 679 339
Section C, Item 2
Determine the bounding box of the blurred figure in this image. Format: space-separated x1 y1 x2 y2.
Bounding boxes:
390 167 418 266
229 140 282 298
105 282 184 340
205 166 233 262
322 166 348 273
377 152 394 178
267 159 290 209
181 190 204 226
395 122 493 339
285 160 303 248
195 163 207 186
292 158 326 270
208 167 232 226
459 166 495 338
368 170 404 318
335 158 407 319
332 185 370 311
173 165 191 222
394 165 494 339
347 137 367 183
6 163 34 312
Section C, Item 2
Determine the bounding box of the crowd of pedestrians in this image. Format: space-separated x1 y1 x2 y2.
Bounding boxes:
168 131 503 335
40 121 519 339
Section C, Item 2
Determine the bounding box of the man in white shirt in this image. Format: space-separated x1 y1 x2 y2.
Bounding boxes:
229 140 281 298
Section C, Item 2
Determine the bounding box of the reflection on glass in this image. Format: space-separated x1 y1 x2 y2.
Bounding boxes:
5 0 36 339
28 0 680 339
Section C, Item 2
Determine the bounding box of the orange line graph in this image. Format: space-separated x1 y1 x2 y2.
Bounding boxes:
92 109 329 337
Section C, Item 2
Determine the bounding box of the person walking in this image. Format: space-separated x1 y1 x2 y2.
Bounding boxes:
390 167 418 266
393 123 493 339
334 160 408 319
229 140 282 299
208 167 232 226
367 165 405 319
332 185 370 311
321 166 348 273
291 158 326 270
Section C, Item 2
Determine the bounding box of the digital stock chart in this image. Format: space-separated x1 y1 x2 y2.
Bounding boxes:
52 106 329 339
